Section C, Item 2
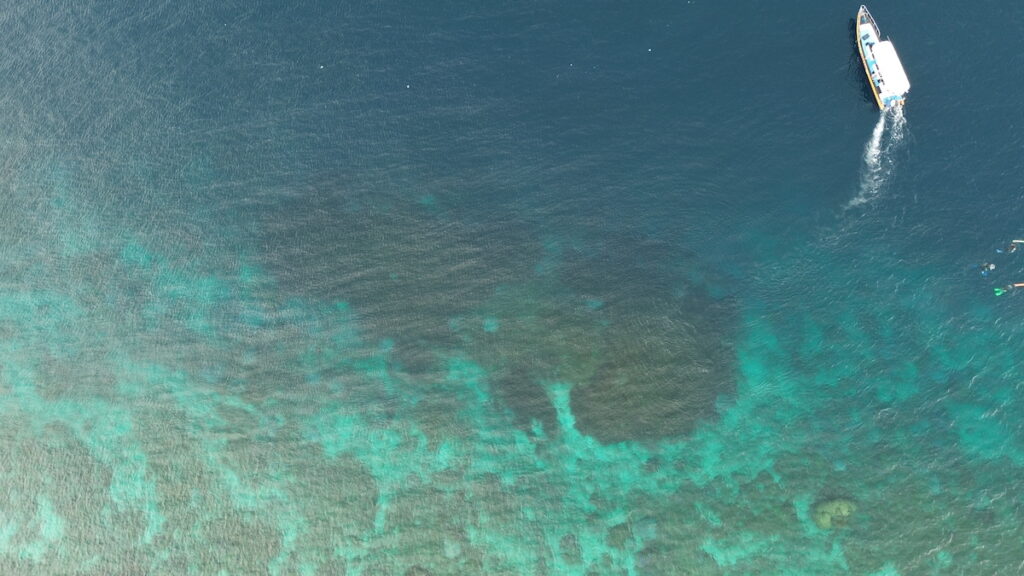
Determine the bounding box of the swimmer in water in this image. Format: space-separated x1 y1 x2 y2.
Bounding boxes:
994 283 1024 296
996 240 1023 254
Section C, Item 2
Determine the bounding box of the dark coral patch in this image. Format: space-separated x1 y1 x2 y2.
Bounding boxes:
465 232 737 444
570 290 735 444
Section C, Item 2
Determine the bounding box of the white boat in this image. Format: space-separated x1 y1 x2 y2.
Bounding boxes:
856 6 910 110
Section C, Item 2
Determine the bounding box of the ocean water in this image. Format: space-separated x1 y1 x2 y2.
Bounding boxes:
0 1 1023 574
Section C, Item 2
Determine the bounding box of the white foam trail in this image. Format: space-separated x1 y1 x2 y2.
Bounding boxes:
846 107 907 209
887 105 906 146
847 113 887 208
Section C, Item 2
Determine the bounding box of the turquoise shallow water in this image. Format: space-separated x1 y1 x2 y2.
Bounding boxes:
1 1 1024 574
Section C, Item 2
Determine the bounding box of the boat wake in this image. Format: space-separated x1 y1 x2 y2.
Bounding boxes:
846 107 906 209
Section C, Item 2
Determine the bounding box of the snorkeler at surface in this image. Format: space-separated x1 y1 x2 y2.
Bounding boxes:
994 283 1024 296
995 240 1023 254
980 262 996 277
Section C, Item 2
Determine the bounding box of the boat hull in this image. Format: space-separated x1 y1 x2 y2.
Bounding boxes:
856 7 884 110
856 6 909 110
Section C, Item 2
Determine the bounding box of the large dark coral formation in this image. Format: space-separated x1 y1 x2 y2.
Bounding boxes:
570 292 734 444
465 233 737 444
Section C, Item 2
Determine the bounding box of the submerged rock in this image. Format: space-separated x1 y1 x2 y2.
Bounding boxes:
559 533 582 565
607 522 632 550
812 498 857 530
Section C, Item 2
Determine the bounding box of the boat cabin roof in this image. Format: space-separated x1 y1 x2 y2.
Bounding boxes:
872 40 910 96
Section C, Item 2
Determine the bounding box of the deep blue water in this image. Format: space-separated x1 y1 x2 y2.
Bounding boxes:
0 1 1023 574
